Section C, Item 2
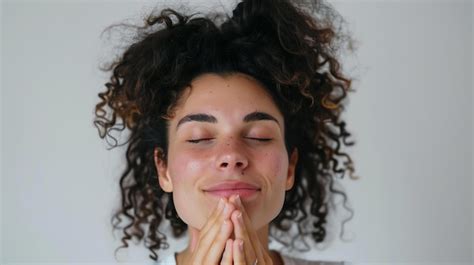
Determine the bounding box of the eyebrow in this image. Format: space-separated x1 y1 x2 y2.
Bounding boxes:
176 111 280 131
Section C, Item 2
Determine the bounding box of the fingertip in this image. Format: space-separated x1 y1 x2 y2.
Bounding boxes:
226 202 239 216
221 238 233 264
228 194 236 205
235 194 242 206
231 210 242 222
227 238 233 247
217 198 225 210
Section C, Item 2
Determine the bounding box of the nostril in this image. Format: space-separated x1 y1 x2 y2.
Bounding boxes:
236 162 243 167
221 162 229 167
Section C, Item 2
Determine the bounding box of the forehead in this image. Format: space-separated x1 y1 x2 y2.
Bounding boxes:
171 73 284 123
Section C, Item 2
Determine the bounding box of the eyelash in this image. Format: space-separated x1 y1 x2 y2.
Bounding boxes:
186 138 273 143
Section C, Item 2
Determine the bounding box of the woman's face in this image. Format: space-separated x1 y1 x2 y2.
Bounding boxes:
155 72 298 231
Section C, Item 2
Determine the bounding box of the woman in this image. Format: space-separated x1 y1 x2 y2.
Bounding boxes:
94 0 358 264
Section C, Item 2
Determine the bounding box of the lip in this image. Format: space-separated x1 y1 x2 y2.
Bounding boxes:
203 181 261 199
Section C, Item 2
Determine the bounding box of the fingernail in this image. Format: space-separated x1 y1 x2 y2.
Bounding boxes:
223 203 229 215
218 198 224 210
236 195 242 206
236 211 243 223
238 239 244 251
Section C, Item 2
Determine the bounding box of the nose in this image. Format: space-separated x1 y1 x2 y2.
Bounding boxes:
215 139 249 171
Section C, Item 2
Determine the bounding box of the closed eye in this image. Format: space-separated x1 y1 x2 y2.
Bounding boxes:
187 138 272 144
186 138 214 143
246 137 273 142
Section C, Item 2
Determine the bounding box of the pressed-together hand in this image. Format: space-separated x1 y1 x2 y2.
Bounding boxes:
224 195 274 265
181 197 236 264
182 195 274 265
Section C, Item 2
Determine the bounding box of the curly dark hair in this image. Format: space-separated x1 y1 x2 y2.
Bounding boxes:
94 0 359 261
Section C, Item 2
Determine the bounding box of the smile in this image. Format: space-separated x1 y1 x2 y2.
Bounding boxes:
204 188 260 198
203 181 261 199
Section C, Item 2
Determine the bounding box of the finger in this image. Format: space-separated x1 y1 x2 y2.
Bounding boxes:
263 252 273 264
189 198 225 253
193 198 229 252
231 209 258 264
232 195 265 263
233 238 246 265
199 198 226 234
204 219 233 263
220 239 233 265
235 195 263 246
192 201 236 263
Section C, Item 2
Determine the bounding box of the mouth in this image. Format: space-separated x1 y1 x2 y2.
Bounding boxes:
204 188 260 199
202 181 261 199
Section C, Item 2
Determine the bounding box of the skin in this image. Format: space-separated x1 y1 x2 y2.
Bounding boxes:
154 72 298 264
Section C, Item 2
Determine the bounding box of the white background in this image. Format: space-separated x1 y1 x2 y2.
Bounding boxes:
1 0 472 264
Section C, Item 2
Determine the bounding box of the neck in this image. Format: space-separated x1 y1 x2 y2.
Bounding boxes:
176 224 283 265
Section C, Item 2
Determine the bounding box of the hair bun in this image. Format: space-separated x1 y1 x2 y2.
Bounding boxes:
231 1 250 26
232 2 244 18
228 0 267 32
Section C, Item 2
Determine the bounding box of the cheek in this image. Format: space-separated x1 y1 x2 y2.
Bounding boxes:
167 150 210 228
260 149 288 180
168 150 206 183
